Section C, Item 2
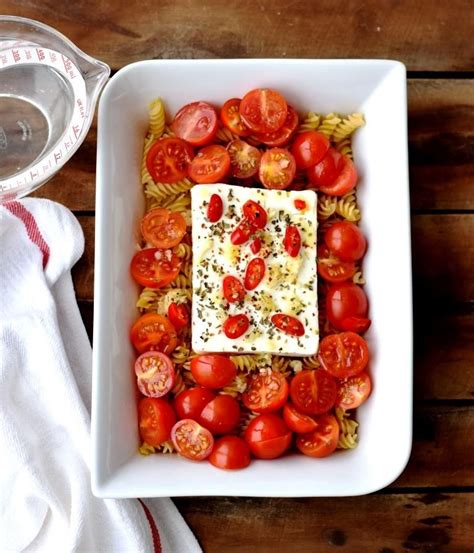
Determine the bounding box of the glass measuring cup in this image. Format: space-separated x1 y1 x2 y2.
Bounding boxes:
0 16 110 202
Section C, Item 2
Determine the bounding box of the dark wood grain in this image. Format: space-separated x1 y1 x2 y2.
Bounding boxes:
4 0 474 71
174 493 474 553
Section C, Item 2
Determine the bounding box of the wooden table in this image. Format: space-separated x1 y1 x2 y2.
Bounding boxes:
5 1 473 550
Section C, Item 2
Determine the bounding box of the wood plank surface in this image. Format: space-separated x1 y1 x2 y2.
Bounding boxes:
4 0 474 72
32 80 474 212
174 493 474 553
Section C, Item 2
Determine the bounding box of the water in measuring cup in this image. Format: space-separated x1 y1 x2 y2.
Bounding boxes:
0 63 74 179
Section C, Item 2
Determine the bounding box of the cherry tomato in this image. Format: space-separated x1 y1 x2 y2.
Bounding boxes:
242 200 267 229
138 397 176 446
141 208 187 249
294 199 307 211
283 225 301 257
290 370 337 415
296 414 339 458
326 282 370 332
317 244 356 283
244 414 292 459
171 419 214 461
207 193 223 222
255 106 299 147
172 101 218 146
250 237 262 254
307 147 343 188
324 221 367 262
239 88 288 133
230 219 256 245
291 131 330 170
227 139 261 178
130 248 182 288
322 155 357 196
283 403 318 434
146 137 193 184
242 371 289 414
130 313 178 355
336 371 372 410
259 148 296 190
220 98 250 137
223 275 246 303
199 395 241 434
190 355 237 389
173 387 216 420
209 436 251 470
319 332 369 379
271 314 305 337
223 314 250 339
244 258 266 290
188 144 230 184
135 351 175 398
167 302 190 331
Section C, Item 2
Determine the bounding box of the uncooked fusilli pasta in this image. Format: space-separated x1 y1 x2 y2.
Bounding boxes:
148 98 166 138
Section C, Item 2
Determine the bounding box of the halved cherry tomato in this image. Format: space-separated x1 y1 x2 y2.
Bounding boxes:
171 419 214 461
317 244 356 283
230 219 256 245
324 221 367 262
227 140 261 178
130 313 178 354
130 248 182 288
283 225 301 257
173 387 216 420
242 200 267 229
250 237 262 254
138 397 177 447
146 138 193 184
141 208 187 249
135 351 175 398
259 148 296 190
188 144 230 184
283 403 318 434
242 371 289 414
291 131 330 170
326 282 370 332
319 332 369 378
271 314 305 337
223 275 246 303
220 98 251 137
207 193 223 222
244 414 292 459
167 302 190 331
336 371 372 410
239 88 288 133
296 414 339 458
290 370 337 415
244 258 266 290
199 395 241 434
307 147 343 188
223 314 250 339
308 149 357 196
255 105 299 147
190 355 237 389
294 199 307 211
172 101 218 146
209 436 251 470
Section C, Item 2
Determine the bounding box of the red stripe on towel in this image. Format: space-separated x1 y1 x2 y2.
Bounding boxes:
138 499 162 553
3 201 50 268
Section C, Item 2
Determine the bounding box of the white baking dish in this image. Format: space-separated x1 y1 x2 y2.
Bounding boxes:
92 59 412 498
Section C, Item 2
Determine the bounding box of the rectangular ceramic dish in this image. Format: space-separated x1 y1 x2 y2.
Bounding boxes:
92 59 412 498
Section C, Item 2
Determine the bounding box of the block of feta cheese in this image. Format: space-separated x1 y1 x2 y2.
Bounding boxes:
191 184 318 356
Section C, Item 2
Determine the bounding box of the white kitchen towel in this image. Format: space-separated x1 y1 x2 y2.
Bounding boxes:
0 199 201 553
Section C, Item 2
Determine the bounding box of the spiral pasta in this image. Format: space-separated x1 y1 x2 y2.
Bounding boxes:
317 194 337 220
171 368 186 396
171 344 192 366
335 408 359 449
332 113 365 143
297 111 321 133
220 374 248 397
148 98 166 138
161 124 175 138
301 355 320 370
141 134 155 185
271 355 291 376
231 354 272 373
145 179 194 201
173 242 192 261
352 269 366 285
136 287 192 313
335 194 361 222
335 137 353 159
318 113 342 139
